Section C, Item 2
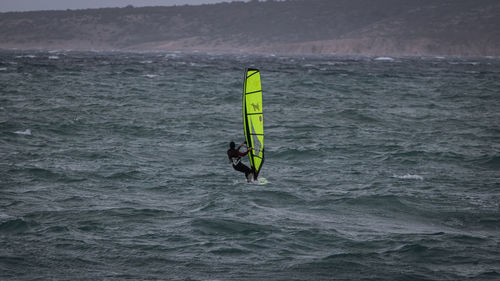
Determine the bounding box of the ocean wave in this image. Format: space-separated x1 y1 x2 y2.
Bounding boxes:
2 51 499 280
0 218 30 234
14 129 32 135
338 109 382 123
479 154 500 169
374 56 395 62
272 146 323 162
341 195 415 213
191 217 276 236
103 170 148 180
15 54 36 58
9 166 85 183
393 174 424 180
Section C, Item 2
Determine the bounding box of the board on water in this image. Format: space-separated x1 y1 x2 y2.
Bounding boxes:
246 174 268 185
242 68 264 181
257 177 268 185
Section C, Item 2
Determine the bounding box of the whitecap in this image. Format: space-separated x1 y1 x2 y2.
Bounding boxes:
15 55 36 59
374 57 395 61
144 74 158 78
48 56 59 60
164 53 178 59
0 67 7 71
324 61 347 66
0 213 14 220
393 174 424 180
14 129 32 135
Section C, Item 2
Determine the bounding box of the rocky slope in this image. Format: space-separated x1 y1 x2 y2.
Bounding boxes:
1 0 499 56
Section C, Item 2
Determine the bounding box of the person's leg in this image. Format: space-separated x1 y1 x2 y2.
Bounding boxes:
233 162 251 177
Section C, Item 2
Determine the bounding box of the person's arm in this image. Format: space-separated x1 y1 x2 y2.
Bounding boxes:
238 147 253 157
237 143 245 150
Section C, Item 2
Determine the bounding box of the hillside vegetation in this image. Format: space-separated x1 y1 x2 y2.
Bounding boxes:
1 0 499 56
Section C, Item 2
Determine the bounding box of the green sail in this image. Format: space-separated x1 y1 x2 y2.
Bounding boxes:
242 68 264 179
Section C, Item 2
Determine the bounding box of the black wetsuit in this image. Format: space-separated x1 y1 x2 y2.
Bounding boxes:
227 147 252 177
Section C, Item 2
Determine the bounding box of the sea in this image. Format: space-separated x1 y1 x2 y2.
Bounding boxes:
1 50 499 281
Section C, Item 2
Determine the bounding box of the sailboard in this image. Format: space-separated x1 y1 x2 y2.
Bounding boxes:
242 68 264 181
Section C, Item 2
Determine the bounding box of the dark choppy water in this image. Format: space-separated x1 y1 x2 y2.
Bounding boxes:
1 51 499 280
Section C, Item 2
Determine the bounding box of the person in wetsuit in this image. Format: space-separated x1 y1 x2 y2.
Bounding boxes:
227 141 253 180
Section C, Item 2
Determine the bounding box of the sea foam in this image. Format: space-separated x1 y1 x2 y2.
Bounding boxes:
14 129 32 135
374 57 395 61
393 174 424 180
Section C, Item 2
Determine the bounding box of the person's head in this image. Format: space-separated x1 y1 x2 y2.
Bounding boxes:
229 141 235 149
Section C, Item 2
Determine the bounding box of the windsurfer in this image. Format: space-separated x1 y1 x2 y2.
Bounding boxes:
227 141 254 181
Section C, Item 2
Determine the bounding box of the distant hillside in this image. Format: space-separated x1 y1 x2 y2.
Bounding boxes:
1 0 499 56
